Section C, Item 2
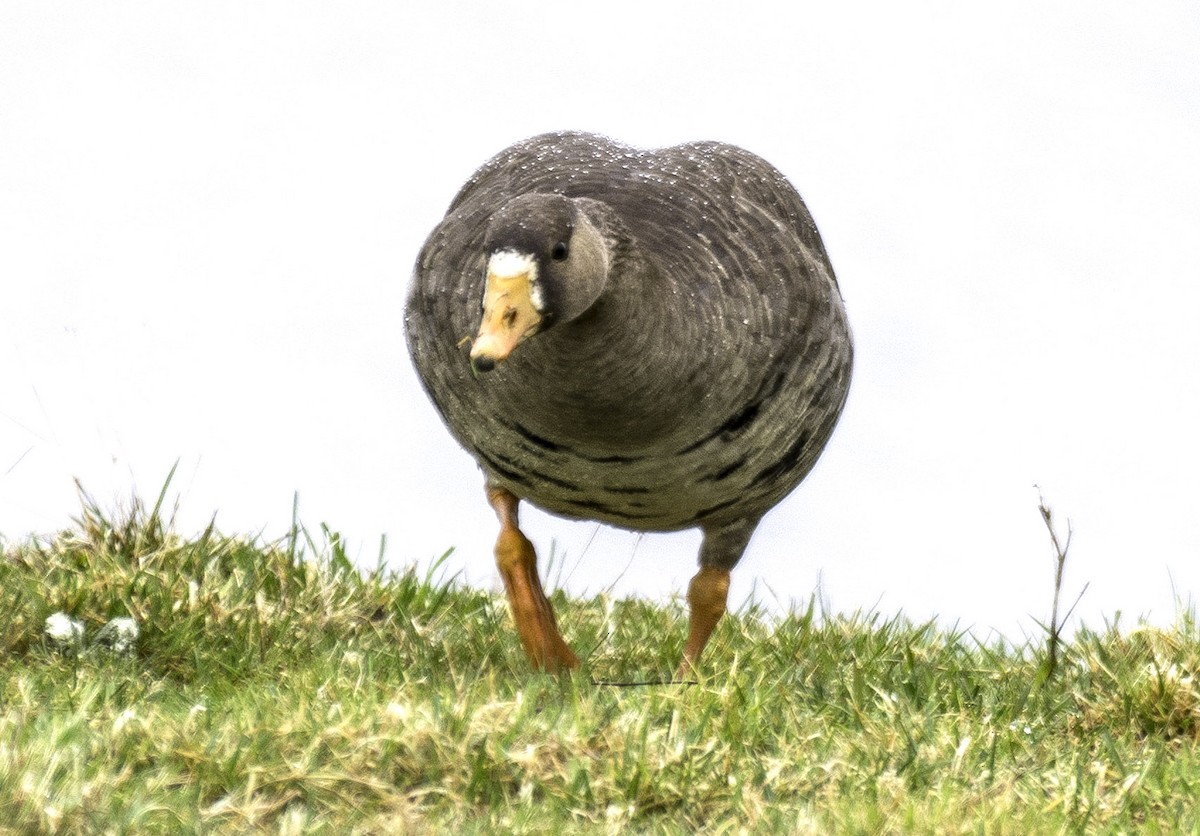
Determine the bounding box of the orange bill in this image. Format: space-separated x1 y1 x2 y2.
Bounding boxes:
470 252 543 371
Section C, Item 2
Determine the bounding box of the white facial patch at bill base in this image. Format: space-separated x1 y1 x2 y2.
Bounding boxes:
486 250 544 312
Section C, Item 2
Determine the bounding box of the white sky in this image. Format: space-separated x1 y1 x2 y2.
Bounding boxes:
3 2 1198 642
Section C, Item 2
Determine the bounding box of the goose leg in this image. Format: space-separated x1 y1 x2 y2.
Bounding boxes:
487 485 579 672
675 519 758 680
677 566 731 679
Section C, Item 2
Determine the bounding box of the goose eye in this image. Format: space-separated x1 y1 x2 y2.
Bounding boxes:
551 241 569 261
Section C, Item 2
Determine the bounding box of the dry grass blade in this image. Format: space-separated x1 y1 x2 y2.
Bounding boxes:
1036 488 1088 681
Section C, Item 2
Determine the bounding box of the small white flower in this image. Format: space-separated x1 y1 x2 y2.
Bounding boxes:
605 805 631 821
95 617 140 654
43 806 62 830
44 612 85 649
112 708 138 734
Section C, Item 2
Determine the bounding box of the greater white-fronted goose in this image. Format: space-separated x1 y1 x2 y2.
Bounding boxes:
406 131 852 677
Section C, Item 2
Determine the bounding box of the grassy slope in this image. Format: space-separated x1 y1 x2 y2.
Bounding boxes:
1 496 1198 834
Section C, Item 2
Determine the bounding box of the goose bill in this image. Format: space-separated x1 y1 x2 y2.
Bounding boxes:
470 260 543 370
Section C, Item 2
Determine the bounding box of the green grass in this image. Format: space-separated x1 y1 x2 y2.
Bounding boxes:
1 491 1198 834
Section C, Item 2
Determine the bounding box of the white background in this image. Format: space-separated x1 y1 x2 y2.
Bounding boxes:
3 2 1198 642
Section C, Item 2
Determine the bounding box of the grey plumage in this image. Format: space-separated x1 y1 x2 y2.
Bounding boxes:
405 132 851 667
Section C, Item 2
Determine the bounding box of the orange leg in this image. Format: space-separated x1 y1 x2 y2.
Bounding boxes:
675 566 731 680
487 486 579 672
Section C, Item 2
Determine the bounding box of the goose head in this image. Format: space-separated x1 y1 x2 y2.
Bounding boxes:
469 193 610 374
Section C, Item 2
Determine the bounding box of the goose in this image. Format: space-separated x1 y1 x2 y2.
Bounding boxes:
405 131 852 677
